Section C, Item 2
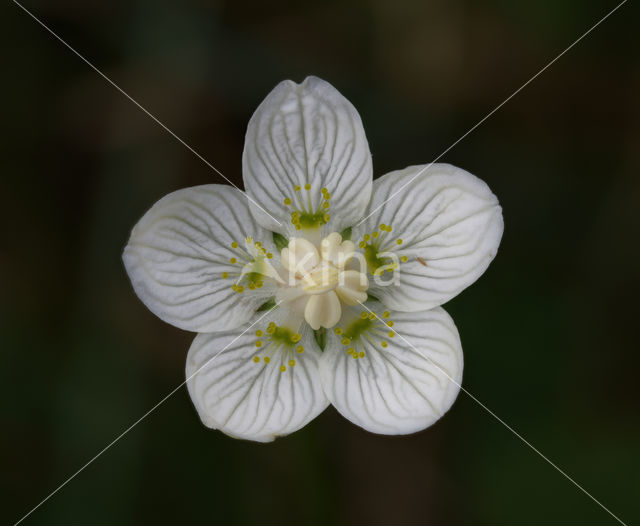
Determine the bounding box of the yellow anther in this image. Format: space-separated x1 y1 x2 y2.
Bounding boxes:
387 320 394 327
296 345 304 353
381 341 388 348
264 356 271 363
372 231 379 238
346 348 354 355
380 224 386 230
341 337 351 346
294 185 301 191
256 281 264 288
360 311 368 319
256 330 263 337
368 312 377 320
359 241 366 249
382 311 390 318
266 326 275 334
236 285 244 293
334 328 343 335
255 341 262 347
322 201 330 209
268 321 276 327
321 187 328 194
386 225 392 232
388 331 395 338
288 360 296 367
267 253 273 259
401 256 408 262
280 365 286 372
229 257 237 264
231 241 238 248
396 239 403 245
221 272 229 279
304 183 311 190
323 213 330 222
284 197 292 205
292 333 302 343
352 353 358 360
253 356 260 363
248 283 256 290
324 192 331 199
255 241 262 248
358 351 365 358
364 234 370 242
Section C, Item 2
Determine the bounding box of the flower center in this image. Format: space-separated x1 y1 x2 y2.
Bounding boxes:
279 232 369 330
283 185 331 231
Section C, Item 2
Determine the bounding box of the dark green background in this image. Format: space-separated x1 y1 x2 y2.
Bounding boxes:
3 0 638 524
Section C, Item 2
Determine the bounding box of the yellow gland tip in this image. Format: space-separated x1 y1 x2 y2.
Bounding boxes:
267 253 273 259
296 345 304 353
323 213 331 222
382 311 390 318
381 341 388 348
401 256 408 262
334 327 343 335
221 272 228 279
255 341 262 347
321 187 328 193
359 241 366 249
387 320 394 327
255 330 263 337
304 183 311 190
280 365 286 372
346 348 354 355
358 351 365 358
288 360 296 367
229 257 236 264
388 331 395 338
364 234 370 241
231 241 238 248
360 311 368 319
322 201 330 209
292 333 302 343
372 231 379 238
253 356 260 363
294 185 301 191
396 239 403 245
368 312 377 320
341 337 351 346
284 197 292 205
264 356 271 363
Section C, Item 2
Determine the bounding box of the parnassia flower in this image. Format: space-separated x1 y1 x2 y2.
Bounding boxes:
123 76 503 442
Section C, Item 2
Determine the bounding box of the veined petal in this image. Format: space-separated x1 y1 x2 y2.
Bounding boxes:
319 304 463 435
123 185 279 333
354 164 503 311
186 310 328 442
243 76 373 235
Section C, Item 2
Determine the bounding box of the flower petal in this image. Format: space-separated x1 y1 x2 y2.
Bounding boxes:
243 76 373 235
123 185 279 333
320 304 463 435
186 310 328 442
354 164 503 311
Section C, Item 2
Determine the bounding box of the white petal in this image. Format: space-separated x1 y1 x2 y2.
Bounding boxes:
186 311 328 442
123 185 278 332
304 291 341 330
354 164 503 311
319 305 463 435
243 76 373 235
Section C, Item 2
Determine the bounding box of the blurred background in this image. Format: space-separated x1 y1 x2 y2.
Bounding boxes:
2 0 639 524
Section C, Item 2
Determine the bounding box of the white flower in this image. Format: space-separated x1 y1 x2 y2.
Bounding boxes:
123 76 503 442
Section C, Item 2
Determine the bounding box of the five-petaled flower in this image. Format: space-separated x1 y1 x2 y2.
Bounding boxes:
123 76 503 442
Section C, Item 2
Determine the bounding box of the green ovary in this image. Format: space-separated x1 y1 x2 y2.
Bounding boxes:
363 244 389 274
344 317 374 342
271 326 301 346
